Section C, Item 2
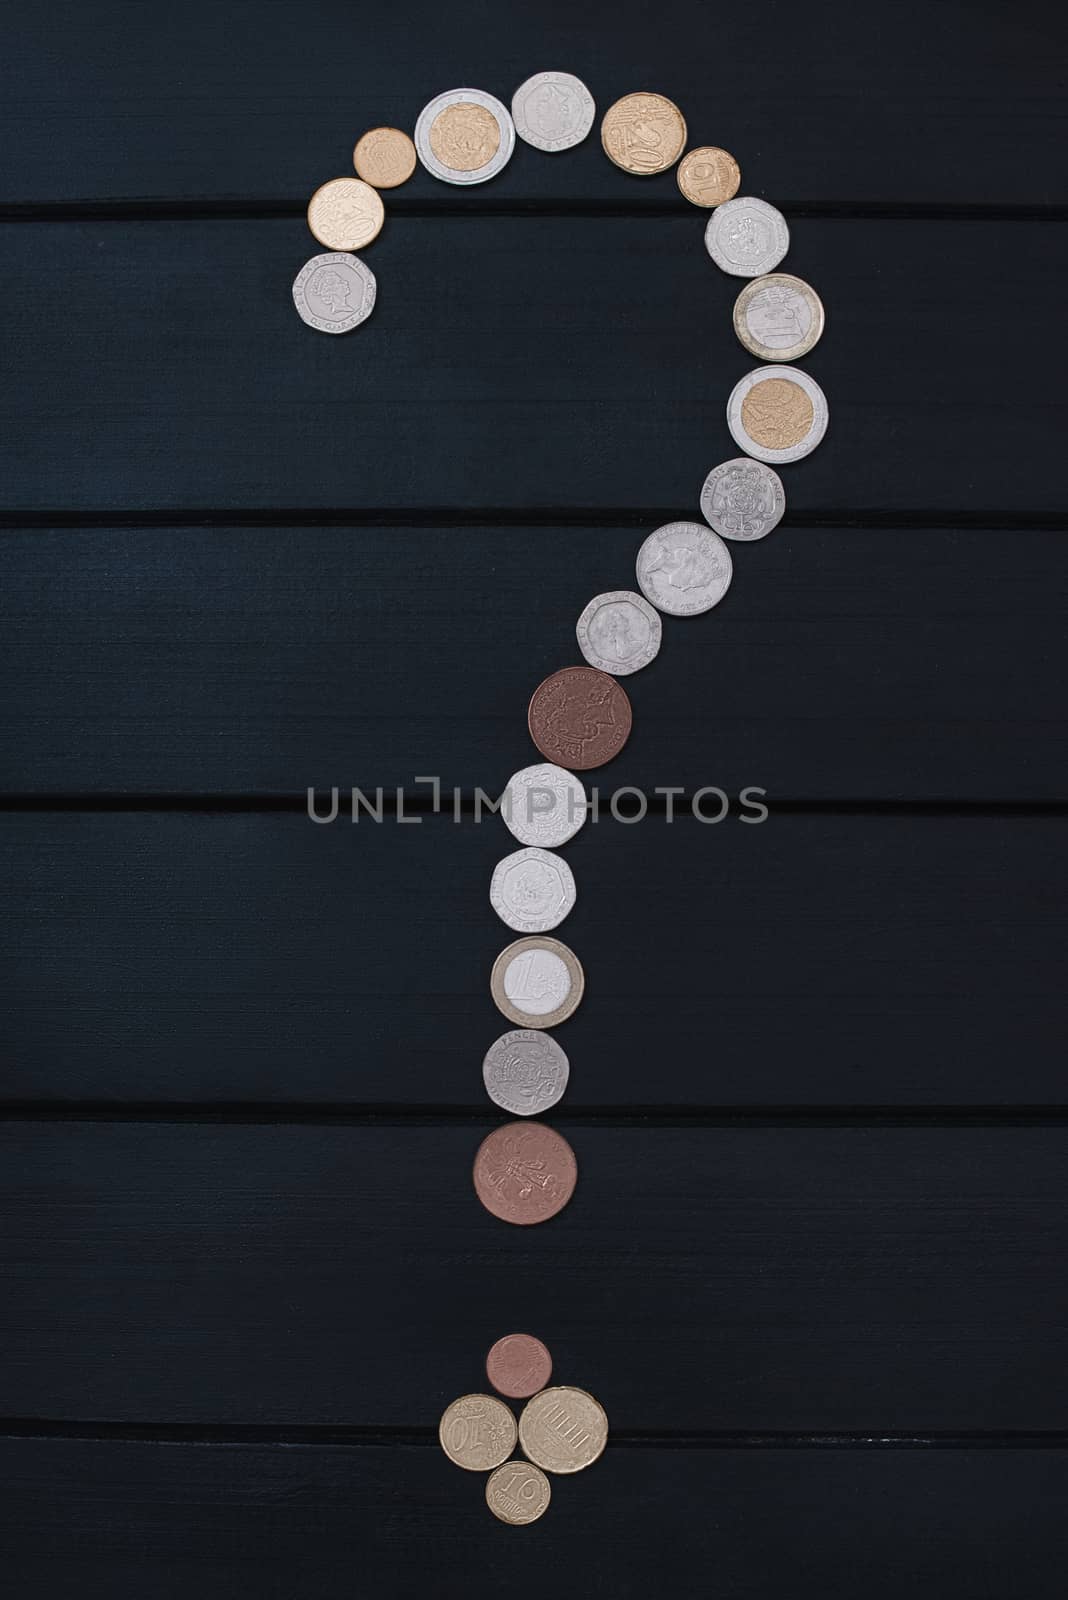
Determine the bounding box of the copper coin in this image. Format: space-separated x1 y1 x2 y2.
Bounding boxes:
677 145 741 207
486 1333 553 1399
353 126 417 189
306 177 385 250
527 666 632 770
473 1121 578 1225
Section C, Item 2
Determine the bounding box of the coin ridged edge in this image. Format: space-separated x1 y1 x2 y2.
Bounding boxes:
517 1385 609 1474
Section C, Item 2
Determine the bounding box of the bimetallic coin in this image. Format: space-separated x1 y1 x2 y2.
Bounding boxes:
501 764 587 849
473 1121 579 1225
518 1386 608 1474
727 365 829 464
491 847 576 935
512 71 595 152
677 146 741 207
700 458 785 542
528 666 632 770
292 252 377 334
733 273 824 362
353 126 417 189
439 1394 517 1471
483 1029 570 1118
601 92 686 175
306 177 385 250
491 936 584 1030
576 590 662 676
486 1460 551 1525
415 88 515 185
705 196 789 277
486 1333 554 1399
636 522 733 616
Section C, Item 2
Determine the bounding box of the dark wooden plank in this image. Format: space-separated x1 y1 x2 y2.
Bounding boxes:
2 524 1065 798
1 1122 1064 1427
1 0 1064 208
4 1436 1066 1600
2 811 1064 1106
2 218 1064 514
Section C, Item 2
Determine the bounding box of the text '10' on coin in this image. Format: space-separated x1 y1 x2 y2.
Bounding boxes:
473 1121 578 1225
518 1386 608 1474
292 253 377 334
727 366 829 464
353 126 417 189
733 273 824 362
677 146 741 207
491 846 576 935
512 71 595 152
636 521 733 616
501 763 588 849
576 590 662 676
439 1393 517 1471
528 666 632 770
700 458 785 542
486 1333 553 1399
306 177 385 251
705 196 789 277
415 88 515 185
486 1460 552 1525
491 936 584 1030
600 91 687 175
483 1029 570 1118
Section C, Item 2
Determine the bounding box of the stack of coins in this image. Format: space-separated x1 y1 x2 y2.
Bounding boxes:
439 1335 609 1524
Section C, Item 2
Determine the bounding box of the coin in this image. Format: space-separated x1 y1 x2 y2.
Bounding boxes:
512 71 595 152
306 177 385 251
486 1333 553 1399
501 764 588 849
636 522 733 616
677 145 740 207
473 1121 578 1224
415 88 515 185
601 92 686 175
528 666 632 770
491 847 576 935
483 1029 570 1118
439 1393 517 1471
292 252 377 334
705 196 789 277
727 365 829 463
490 936 584 1029
733 273 824 362
518 1386 608 1474
700 458 785 542
576 590 661 676
353 126 417 189
486 1460 552 1525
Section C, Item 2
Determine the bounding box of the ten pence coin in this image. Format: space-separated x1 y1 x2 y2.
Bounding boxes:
353 126 417 188
439 1393 517 1471
518 1386 609 1474
306 177 385 250
576 590 661 676
482 1029 570 1118
473 1121 578 1225
486 1333 553 1399
486 1460 551 1525
727 365 829 463
636 521 733 616
677 145 740 207
490 936 584 1029
733 273 824 362
528 665 632 770
601 91 686 174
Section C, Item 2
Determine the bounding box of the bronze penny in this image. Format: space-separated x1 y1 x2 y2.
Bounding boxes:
527 666 632 770
473 1121 578 1226
486 1333 553 1399
353 126 417 189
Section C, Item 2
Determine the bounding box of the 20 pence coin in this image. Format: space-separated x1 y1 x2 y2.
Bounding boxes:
700 457 785 542
512 71 595 152
292 253 376 334
501 764 588 849
576 590 661 676
491 847 576 934
705 196 789 277
482 1029 570 1118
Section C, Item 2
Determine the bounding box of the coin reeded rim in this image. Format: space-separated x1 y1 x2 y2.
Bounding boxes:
517 1384 609 1474
726 364 829 464
306 177 385 250
438 1393 518 1472
599 90 687 175
490 936 585 1029
485 1459 552 1524
732 273 825 362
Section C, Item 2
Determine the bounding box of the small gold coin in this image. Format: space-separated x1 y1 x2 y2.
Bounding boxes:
601 91 686 175
306 178 385 251
518 1385 608 1474
677 145 741 207
353 126 417 189
741 375 814 452
429 102 500 172
733 273 825 362
485 1460 551 1525
439 1394 517 1472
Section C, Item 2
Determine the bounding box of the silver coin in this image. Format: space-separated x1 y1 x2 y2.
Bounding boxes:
292 252 376 334
491 847 576 934
511 71 595 152
502 764 587 848
414 88 515 186
635 522 733 616
704 197 789 277
576 589 661 675
733 273 824 362
700 458 785 542
726 365 829 464
483 1029 570 1117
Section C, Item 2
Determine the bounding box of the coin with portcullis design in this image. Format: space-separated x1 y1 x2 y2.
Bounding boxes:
482 1029 569 1117
473 1121 578 1225
439 1393 517 1471
486 1333 553 1399
528 666 632 770
486 1459 552 1525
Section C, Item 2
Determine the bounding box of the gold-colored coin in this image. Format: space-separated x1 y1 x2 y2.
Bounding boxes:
485 1460 551 1525
306 178 385 251
429 103 500 172
353 126 417 189
601 92 687 175
741 376 814 452
733 273 825 362
439 1394 517 1472
518 1385 608 1474
677 145 741 207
